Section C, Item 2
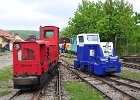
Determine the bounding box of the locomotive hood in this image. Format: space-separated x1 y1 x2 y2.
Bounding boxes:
100 42 114 57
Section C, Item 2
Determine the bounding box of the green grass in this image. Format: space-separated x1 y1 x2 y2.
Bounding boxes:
63 80 104 100
0 66 12 82
118 69 140 81
0 52 7 56
0 66 13 97
67 58 75 64
0 82 12 88
0 91 11 97
0 66 13 88
61 53 76 64
61 56 75 64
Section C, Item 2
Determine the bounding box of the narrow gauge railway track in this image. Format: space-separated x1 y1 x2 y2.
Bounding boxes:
60 62 112 100
9 71 62 100
8 89 37 100
8 90 22 100
31 87 45 100
60 58 140 100
115 75 140 83
123 56 140 63
58 67 62 100
9 64 62 100
31 72 62 100
104 75 140 90
121 62 140 70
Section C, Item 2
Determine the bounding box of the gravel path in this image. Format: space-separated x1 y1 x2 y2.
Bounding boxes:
41 76 58 100
0 52 12 69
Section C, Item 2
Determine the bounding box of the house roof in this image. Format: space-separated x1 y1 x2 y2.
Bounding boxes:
14 34 25 40
0 29 15 40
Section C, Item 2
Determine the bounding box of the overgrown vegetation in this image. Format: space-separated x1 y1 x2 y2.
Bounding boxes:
118 69 140 81
61 0 140 56
0 66 13 97
63 80 104 100
0 91 11 97
0 66 12 82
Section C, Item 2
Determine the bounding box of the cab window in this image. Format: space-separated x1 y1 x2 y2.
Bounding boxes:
18 48 35 61
44 30 54 38
87 35 99 42
79 36 84 42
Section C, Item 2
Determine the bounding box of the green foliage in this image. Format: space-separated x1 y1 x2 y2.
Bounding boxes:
61 0 140 56
7 30 39 39
63 80 104 100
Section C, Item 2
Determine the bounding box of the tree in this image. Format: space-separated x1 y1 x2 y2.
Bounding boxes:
61 0 140 56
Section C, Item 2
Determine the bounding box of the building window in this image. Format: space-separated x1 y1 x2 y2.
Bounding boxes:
44 30 54 38
79 36 84 42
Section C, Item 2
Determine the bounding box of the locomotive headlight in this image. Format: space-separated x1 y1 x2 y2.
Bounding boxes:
14 43 20 50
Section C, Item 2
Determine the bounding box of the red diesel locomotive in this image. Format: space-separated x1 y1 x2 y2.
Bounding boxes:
13 26 59 89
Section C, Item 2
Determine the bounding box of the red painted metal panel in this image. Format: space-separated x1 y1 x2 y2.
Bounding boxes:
13 26 59 77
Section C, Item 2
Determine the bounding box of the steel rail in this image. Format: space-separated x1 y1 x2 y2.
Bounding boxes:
58 67 62 100
61 59 139 100
60 61 113 100
122 62 140 70
91 75 138 100
8 90 22 100
30 89 43 100
104 77 140 90
114 75 140 83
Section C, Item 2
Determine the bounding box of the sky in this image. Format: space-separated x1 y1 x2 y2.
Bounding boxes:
0 0 139 31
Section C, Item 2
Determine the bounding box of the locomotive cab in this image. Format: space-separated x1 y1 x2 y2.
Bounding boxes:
74 33 121 75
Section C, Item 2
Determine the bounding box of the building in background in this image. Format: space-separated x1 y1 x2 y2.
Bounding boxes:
0 29 24 51
59 38 70 53
0 29 14 51
59 38 70 44
14 34 24 42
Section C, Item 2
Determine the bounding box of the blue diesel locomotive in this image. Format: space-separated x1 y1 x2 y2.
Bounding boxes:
74 34 121 75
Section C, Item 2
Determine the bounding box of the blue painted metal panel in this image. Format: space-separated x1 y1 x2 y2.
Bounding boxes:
74 43 121 75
